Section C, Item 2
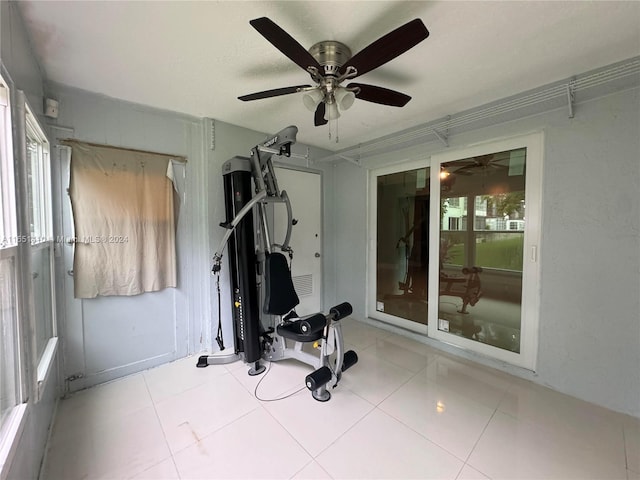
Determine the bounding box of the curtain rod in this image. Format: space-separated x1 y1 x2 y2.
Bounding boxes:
59 138 187 163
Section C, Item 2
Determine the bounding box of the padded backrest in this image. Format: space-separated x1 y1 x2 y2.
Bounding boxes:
263 252 299 315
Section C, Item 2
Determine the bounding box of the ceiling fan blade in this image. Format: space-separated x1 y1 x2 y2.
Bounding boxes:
238 85 311 101
342 19 429 78
349 83 411 107
314 103 328 126
250 17 322 72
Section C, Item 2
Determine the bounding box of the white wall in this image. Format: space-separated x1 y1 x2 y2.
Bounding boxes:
47 84 208 392
536 89 639 417
332 87 640 417
0 2 44 113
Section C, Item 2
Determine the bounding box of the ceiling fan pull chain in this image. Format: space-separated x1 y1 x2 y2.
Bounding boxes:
329 117 339 143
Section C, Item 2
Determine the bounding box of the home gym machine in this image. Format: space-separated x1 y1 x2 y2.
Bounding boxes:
197 126 358 401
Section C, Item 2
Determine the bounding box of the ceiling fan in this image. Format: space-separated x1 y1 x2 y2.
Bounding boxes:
238 17 429 126
450 154 511 176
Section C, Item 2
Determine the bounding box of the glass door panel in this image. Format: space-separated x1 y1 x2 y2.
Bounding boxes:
436 147 528 353
429 133 541 370
371 164 430 330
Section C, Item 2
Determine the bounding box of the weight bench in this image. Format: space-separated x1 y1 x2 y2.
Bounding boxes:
439 266 483 313
262 252 358 402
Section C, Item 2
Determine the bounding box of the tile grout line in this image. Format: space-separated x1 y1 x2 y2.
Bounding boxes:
622 423 629 471
148 357 232 406
36 395 62 480
375 375 502 465
257 402 322 477
287 458 334 480
163 374 263 458
309 400 377 468
307 354 429 466
139 372 182 480
374 404 468 464
460 406 499 479
248 361 373 474
371 351 440 407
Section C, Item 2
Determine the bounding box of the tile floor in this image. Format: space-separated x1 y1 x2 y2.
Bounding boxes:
41 318 639 480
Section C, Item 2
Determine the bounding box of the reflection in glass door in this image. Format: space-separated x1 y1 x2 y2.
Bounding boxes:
429 133 542 370
437 148 526 352
369 162 430 331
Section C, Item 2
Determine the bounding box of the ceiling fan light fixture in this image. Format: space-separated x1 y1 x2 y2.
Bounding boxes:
335 87 356 111
324 101 340 121
302 88 324 111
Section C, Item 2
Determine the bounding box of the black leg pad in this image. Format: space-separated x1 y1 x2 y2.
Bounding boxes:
305 366 332 391
329 302 353 320
299 314 327 335
342 350 358 372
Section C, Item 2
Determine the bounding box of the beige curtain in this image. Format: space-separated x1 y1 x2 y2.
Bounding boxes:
68 141 181 298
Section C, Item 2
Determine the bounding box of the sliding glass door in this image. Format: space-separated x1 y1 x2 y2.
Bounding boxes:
369 160 430 333
368 133 541 369
429 133 542 369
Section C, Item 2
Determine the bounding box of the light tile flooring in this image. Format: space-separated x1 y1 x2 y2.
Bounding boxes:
42 318 639 480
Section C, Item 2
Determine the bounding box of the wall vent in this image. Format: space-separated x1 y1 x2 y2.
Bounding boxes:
292 274 313 297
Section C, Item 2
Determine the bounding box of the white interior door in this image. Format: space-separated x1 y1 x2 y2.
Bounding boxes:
273 167 322 316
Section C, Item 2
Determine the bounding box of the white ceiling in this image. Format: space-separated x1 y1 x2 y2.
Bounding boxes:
18 1 640 151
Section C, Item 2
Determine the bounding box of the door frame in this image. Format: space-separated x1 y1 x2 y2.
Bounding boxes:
428 132 543 370
366 158 430 335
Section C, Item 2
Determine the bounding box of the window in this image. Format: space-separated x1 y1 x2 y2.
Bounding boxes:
26 134 47 242
25 105 57 382
0 78 29 477
0 78 21 421
0 256 19 422
0 83 16 248
440 152 527 273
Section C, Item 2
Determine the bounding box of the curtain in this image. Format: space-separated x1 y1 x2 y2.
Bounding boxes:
68 141 181 298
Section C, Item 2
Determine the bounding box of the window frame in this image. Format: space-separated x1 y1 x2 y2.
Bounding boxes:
25 109 52 244
24 103 57 401
0 83 17 248
0 72 28 480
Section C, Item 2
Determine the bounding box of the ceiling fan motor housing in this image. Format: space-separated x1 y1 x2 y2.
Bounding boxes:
309 41 352 76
